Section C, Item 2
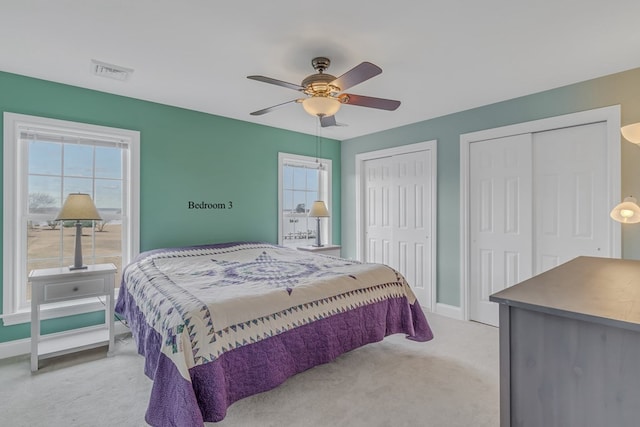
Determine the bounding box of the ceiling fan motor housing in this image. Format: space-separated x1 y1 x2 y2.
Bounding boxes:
311 57 331 72
302 73 339 97
302 57 341 97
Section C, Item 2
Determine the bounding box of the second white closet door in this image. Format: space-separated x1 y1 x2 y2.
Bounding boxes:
533 122 609 272
469 121 611 326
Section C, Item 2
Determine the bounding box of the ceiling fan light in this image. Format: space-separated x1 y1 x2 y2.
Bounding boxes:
302 97 341 117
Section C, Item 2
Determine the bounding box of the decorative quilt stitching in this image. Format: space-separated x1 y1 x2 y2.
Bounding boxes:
122 243 416 367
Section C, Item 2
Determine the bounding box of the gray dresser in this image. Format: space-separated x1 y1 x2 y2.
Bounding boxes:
490 256 640 427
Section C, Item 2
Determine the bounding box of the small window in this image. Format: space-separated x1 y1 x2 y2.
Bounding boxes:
278 153 332 248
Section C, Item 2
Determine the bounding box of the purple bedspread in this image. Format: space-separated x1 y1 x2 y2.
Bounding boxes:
115 243 433 426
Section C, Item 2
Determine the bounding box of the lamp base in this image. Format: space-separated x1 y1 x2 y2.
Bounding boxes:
70 221 87 271
314 217 324 248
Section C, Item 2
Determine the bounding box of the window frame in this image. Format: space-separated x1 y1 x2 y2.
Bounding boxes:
278 152 332 248
2 112 140 325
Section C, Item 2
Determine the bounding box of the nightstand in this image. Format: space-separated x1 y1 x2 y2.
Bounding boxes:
29 263 117 372
297 245 342 257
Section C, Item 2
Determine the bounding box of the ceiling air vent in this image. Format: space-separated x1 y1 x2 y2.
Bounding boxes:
91 59 133 81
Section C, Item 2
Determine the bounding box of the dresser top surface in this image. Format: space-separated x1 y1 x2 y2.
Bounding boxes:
490 256 640 327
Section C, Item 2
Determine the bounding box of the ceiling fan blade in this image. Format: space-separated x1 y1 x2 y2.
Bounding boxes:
340 93 401 111
250 99 299 116
247 75 304 92
320 115 337 127
330 62 382 91
319 115 348 128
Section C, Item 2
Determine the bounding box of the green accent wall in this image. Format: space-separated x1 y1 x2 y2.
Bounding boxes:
0 71 340 343
341 67 640 307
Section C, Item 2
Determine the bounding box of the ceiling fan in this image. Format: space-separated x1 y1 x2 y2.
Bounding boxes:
247 57 401 127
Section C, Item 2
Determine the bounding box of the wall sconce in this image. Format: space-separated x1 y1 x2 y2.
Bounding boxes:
621 123 640 144
610 196 640 224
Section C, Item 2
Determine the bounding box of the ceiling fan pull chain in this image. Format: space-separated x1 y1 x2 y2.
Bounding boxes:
315 119 320 164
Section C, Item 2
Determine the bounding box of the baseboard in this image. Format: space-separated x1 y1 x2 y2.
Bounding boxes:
0 322 130 360
0 336 30 360
435 302 464 320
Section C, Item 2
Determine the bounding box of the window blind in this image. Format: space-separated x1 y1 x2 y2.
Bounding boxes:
19 128 129 149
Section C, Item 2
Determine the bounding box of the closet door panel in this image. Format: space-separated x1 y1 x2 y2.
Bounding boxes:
393 150 433 307
364 157 393 266
469 134 533 326
363 149 434 308
533 122 609 273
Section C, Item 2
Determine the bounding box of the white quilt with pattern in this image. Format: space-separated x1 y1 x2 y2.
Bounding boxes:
121 242 419 381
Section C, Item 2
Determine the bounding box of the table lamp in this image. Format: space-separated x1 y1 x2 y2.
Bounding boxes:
56 193 102 270
309 200 330 247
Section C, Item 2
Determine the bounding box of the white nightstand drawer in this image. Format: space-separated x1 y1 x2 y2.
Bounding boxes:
43 278 106 302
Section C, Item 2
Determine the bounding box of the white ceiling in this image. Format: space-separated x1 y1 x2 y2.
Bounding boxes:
1 1 640 141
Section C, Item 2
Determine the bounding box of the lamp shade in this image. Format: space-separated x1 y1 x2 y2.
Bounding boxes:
621 123 640 144
610 196 640 224
308 200 330 217
56 193 102 221
302 96 341 117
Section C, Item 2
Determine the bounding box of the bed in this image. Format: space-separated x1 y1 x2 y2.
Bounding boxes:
115 242 433 426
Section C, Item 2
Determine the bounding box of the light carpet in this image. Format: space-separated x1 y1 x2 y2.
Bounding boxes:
0 312 499 427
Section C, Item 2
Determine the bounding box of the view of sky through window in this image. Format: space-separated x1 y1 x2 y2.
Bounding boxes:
24 137 125 297
281 163 327 247
282 165 319 214
28 140 123 215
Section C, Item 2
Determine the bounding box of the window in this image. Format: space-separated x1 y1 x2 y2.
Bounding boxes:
278 153 332 248
3 113 139 325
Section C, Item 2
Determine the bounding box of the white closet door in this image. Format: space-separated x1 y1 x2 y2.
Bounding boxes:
364 157 393 265
469 122 612 326
533 122 610 272
469 134 533 326
393 150 433 306
363 150 434 306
